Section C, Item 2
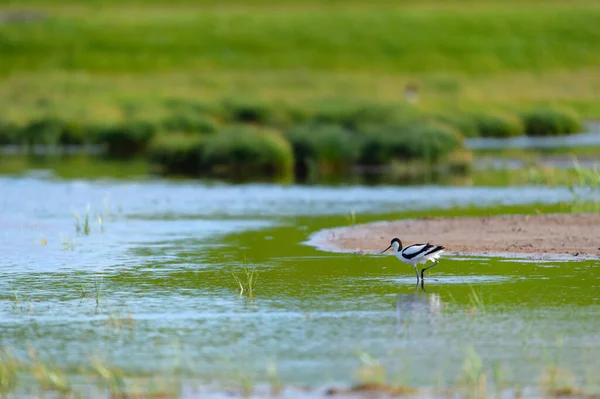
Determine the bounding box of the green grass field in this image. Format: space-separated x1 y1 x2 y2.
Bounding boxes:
1 0 599 119
2 2 599 74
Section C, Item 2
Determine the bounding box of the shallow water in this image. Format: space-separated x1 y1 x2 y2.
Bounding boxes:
1 175 599 397
467 122 600 150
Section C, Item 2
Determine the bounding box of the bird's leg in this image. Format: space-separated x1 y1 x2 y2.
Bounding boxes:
420 260 439 280
413 265 420 281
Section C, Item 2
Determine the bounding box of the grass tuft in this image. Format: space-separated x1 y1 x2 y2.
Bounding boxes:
285 123 359 176
471 111 525 138
74 205 91 235
203 126 294 179
460 346 487 399
93 120 157 158
522 107 583 136
358 120 464 163
90 357 128 397
0 348 20 394
162 112 219 134
61 234 75 250
307 99 404 130
232 266 257 297
355 351 387 385
29 348 72 394
148 133 207 175
93 272 104 308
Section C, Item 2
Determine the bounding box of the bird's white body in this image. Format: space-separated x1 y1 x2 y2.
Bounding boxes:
382 238 445 281
392 241 444 266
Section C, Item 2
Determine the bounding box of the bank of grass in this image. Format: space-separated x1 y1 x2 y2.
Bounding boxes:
521 106 583 136
147 112 472 180
203 126 294 179
0 99 587 180
149 125 295 179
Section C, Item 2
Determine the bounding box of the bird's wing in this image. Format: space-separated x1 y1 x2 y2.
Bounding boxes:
401 244 434 259
402 244 445 260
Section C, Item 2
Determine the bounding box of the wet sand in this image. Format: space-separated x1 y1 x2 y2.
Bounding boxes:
309 213 600 259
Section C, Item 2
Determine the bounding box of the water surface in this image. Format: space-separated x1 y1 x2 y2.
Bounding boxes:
0 175 599 397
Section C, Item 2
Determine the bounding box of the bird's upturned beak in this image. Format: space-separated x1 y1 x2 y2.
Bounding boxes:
381 245 392 254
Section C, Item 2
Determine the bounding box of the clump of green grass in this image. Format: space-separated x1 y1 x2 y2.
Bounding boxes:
14 118 55 147
285 123 359 176
387 149 472 185
540 365 578 397
74 205 91 235
10 291 33 313
266 360 282 396
433 113 480 138
307 99 404 130
232 266 257 297
221 97 280 125
354 351 387 385
29 349 72 395
521 106 582 136
408 122 465 161
358 120 464 163
471 111 525 138
79 282 88 300
6 117 88 148
0 120 19 145
19 117 63 147
10 291 22 312
203 126 294 179
0 348 20 394
61 234 75 250
459 346 487 399
148 133 206 175
466 286 486 314
93 120 157 157
161 112 219 134
104 311 135 331
56 120 86 145
90 358 127 397
93 272 103 308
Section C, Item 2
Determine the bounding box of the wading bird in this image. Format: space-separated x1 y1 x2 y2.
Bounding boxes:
381 238 445 281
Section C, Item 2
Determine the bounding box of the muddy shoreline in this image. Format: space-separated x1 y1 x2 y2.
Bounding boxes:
308 213 600 260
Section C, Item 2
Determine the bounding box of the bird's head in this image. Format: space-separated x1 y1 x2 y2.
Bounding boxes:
381 237 402 253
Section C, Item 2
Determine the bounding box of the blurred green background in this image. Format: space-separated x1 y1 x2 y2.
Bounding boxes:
1 0 599 180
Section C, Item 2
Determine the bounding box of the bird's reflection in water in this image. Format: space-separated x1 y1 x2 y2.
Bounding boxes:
395 280 442 333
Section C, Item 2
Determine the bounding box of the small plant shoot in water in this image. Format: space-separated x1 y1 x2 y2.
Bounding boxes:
232 266 257 297
61 235 75 250
94 272 103 307
74 205 91 235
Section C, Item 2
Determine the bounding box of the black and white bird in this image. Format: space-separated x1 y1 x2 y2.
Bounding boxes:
381 238 445 281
